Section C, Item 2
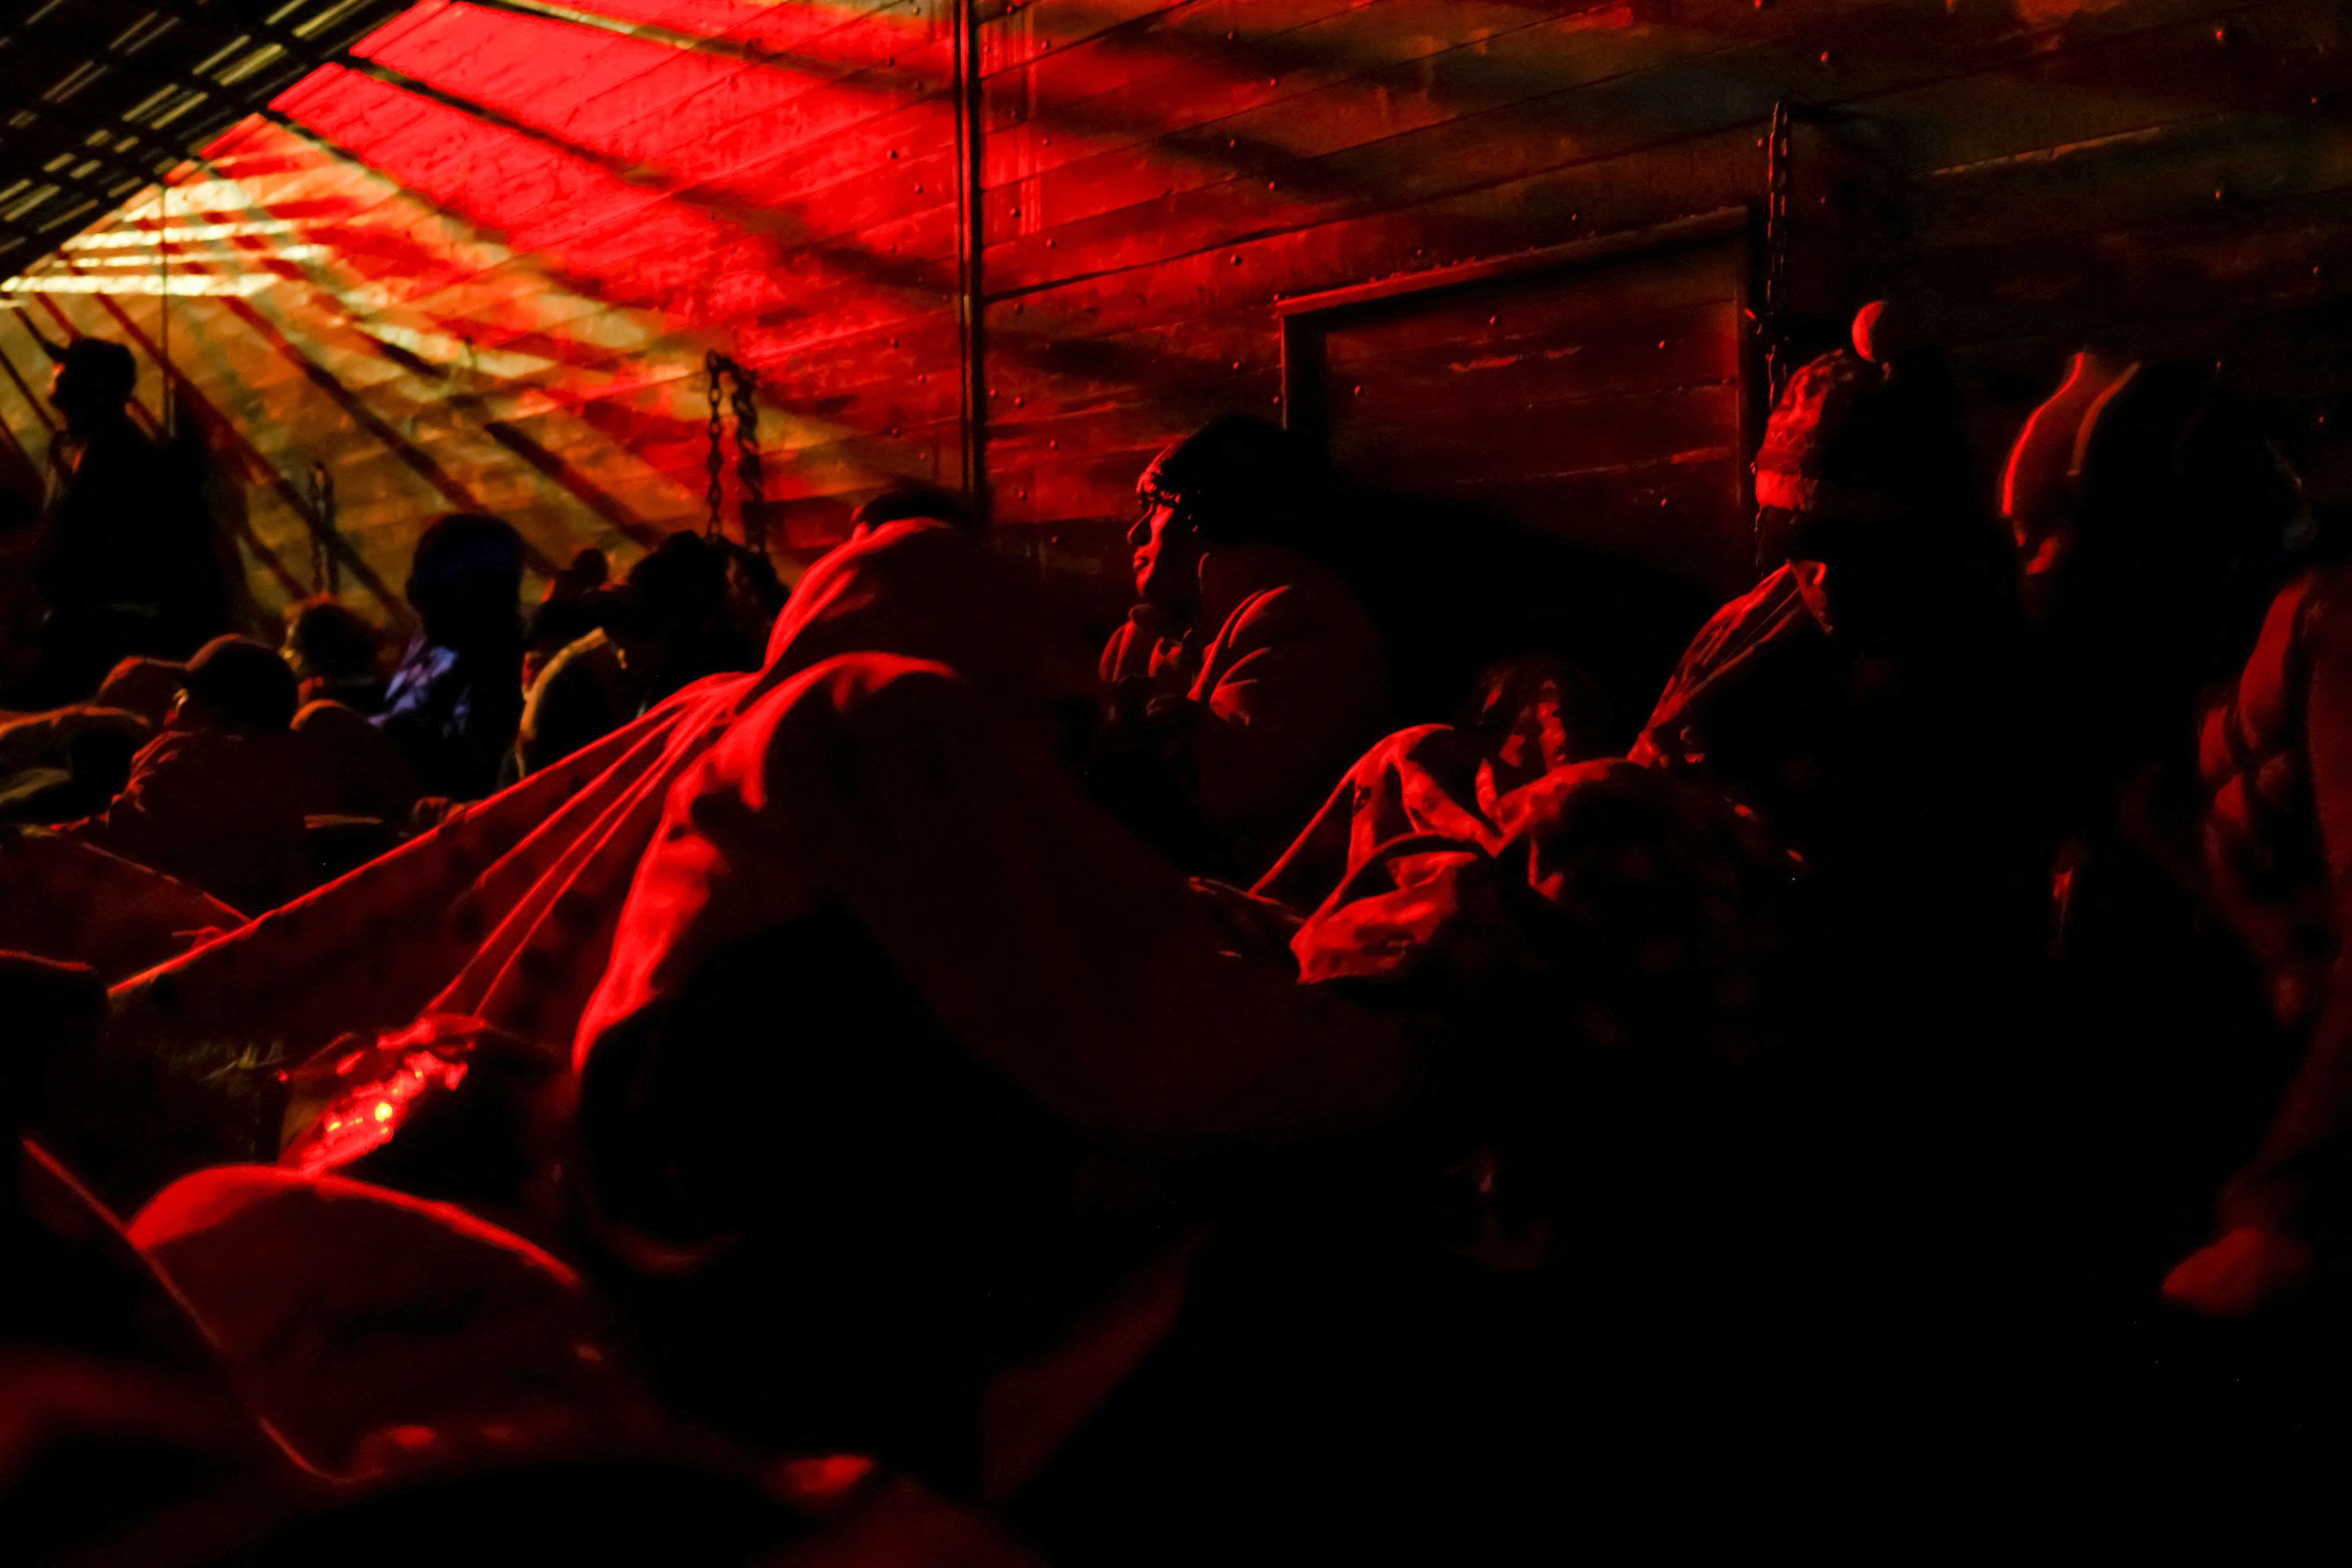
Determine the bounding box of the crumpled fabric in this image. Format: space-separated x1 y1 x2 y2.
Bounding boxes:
101 521 1411 1217
1264 727 1796 1066
2201 564 2352 1231
575 647 1412 1161
1628 564 1816 777
1096 543 1389 877
0 824 241 982
105 519 1090 1076
64 724 334 914
128 1163 628 1479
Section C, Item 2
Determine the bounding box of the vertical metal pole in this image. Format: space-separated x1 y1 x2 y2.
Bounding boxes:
953 0 987 524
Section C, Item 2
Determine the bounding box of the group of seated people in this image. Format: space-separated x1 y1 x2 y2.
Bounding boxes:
4 304 2350 1556
0 506 782 924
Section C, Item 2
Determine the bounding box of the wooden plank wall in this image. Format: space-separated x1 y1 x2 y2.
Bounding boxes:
1306 227 1753 597
0 0 2346 640
980 0 2352 618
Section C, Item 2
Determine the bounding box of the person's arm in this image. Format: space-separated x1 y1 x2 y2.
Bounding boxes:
1183 586 1381 839
1098 615 1142 688
590 655 1419 1147
1629 570 1808 770
2168 595 2352 1313
516 644 612 778
0 706 151 777
61 734 209 879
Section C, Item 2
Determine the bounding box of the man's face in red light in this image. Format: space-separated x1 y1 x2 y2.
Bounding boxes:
1129 463 1203 617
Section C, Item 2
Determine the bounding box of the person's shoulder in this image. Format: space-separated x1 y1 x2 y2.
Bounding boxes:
842 516 971 569
533 630 627 717
1102 604 1181 677
2288 561 2352 641
1217 546 1372 630
82 422 162 462
387 639 459 687
1707 564 1802 628
544 627 616 680
2227 565 2352 701
1671 566 1806 663
221 726 322 775
127 726 207 770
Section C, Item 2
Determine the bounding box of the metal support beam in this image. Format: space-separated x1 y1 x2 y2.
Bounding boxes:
0 0 401 278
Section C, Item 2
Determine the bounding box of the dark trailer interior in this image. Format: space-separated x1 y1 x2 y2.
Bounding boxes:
2 1 2351 1559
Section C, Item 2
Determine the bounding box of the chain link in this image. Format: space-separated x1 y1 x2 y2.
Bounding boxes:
730 365 765 554
309 459 336 597
704 349 727 540
703 350 768 550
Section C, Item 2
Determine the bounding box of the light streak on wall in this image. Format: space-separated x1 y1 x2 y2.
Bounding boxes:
2 274 283 297
0 0 964 631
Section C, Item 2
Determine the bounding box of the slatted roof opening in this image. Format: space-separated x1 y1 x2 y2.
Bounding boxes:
0 0 409 275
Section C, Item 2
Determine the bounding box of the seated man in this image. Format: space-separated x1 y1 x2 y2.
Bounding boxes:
1094 416 1388 879
1633 315 2041 953
64 636 326 914
1631 314 2056 1329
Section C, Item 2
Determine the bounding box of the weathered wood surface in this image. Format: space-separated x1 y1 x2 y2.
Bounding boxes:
0 0 2342 638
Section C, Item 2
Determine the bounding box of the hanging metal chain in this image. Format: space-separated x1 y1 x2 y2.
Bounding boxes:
1762 97 1795 400
703 349 728 539
728 362 766 554
702 350 768 549
308 459 338 597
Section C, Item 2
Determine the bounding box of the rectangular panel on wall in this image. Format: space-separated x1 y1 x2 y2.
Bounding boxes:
1281 209 1758 604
